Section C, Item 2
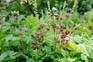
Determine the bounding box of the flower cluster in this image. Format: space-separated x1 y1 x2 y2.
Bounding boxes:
31 23 45 49
51 14 63 20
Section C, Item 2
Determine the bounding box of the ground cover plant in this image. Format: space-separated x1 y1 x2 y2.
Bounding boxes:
0 0 93 62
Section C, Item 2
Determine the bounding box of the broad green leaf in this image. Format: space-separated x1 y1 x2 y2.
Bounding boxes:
68 42 76 51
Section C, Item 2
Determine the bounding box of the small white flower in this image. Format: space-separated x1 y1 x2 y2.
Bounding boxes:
52 7 57 11
11 11 19 16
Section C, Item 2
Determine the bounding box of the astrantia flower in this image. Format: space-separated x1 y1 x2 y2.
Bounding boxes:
68 24 72 28
66 13 71 17
56 24 61 29
51 24 56 29
56 17 59 20
36 31 41 35
39 23 45 28
37 27 41 31
63 26 66 29
61 32 66 39
33 42 37 45
51 14 58 17
56 40 60 43
32 42 38 49
65 31 70 35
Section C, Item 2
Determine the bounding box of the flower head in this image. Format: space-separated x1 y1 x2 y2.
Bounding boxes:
32 42 38 49
61 32 66 39
66 13 71 17
51 24 56 29
39 23 45 28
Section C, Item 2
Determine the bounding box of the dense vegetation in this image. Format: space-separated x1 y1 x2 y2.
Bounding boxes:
0 0 93 62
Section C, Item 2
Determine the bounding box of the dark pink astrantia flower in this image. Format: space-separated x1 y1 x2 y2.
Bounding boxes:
39 23 45 28
32 42 38 49
65 31 70 35
56 40 60 43
56 24 61 29
51 14 59 17
37 27 41 31
66 13 71 17
56 17 59 20
60 26 64 31
68 24 72 28
51 24 56 29
36 31 41 35
63 26 66 29
61 32 66 39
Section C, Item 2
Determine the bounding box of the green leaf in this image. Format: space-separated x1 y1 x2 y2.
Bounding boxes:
0 50 21 62
89 48 93 58
68 42 76 51
0 52 8 61
18 15 25 21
